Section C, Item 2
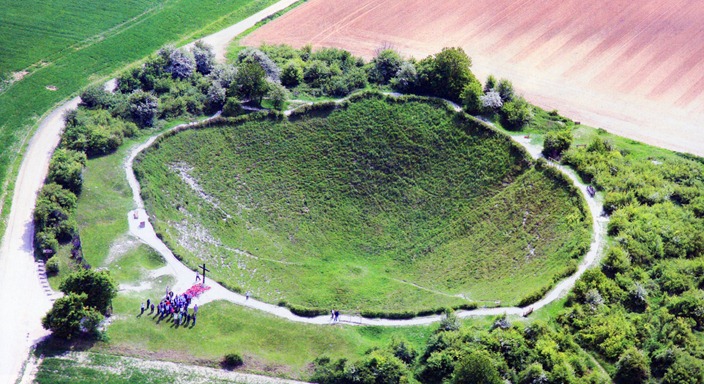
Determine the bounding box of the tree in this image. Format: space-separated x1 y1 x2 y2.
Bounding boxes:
128 90 158 127
451 350 502 384
206 81 227 112
418 47 478 102
48 149 86 195
663 352 704 384
192 40 215 75
501 96 533 129
238 48 280 82
80 84 113 109
281 62 303 87
267 81 288 111
484 75 497 92
614 348 650 384
232 60 269 105
480 91 503 111
542 130 573 159
59 269 117 315
42 293 101 339
370 49 403 84
167 48 195 80
390 61 418 92
222 97 244 117
496 78 515 102
461 80 484 114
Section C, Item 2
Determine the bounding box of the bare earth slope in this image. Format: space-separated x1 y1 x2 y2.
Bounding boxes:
243 0 704 156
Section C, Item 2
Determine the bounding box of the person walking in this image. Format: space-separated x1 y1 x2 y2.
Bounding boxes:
245 291 250 300
146 298 151 310
334 310 340 322
140 302 145 315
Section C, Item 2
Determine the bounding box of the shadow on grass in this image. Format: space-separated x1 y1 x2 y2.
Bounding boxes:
33 334 99 359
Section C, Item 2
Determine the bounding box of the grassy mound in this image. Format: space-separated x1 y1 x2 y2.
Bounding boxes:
135 95 590 312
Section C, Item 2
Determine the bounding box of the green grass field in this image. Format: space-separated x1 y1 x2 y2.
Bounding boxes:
0 0 280 222
134 96 590 311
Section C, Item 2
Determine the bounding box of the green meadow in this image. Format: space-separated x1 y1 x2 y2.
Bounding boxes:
134 95 591 312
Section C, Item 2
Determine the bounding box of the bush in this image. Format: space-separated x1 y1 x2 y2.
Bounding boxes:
614 348 650 384
501 96 533 129
48 149 86 195
438 310 460 332
222 353 244 369
370 49 403 84
238 48 280 82
451 350 503 384
496 78 515 102
192 40 215 75
518 285 551 307
461 81 484 115
46 257 60 276
59 269 117 315
167 48 195 80
42 293 102 340
542 130 573 159
222 97 244 117
80 84 113 109
281 61 303 87
128 91 159 127
390 61 418 92
35 231 59 256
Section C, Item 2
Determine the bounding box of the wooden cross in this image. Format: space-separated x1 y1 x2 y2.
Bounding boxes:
199 263 210 285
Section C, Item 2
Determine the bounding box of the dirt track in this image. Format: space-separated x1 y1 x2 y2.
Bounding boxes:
243 0 704 156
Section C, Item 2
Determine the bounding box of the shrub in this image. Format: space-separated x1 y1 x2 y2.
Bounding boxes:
370 49 403 84
231 60 269 104
496 78 515 102
389 61 417 93
480 90 503 111
192 40 215 75
42 293 102 340
59 269 117 315
461 80 484 115
46 257 60 276
501 96 533 129
518 285 551 307
80 84 113 109
128 91 159 127
167 48 195 80
48 149 86 195
281 61 303 87
238 48 280 82
35 231 59 256
222 97 244 117
451 350 503 384
438 310 460 332
267 82 288 110
222 353 244 369
542 130 573 159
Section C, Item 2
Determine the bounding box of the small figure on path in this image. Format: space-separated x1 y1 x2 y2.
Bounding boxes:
331 309 335 321
334 310 340 322
146 298 151 309
140 302 145 315
245 291 250 300
195 273 201 283
150 303 155 313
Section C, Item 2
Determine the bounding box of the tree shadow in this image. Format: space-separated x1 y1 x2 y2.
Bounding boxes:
33 334 99 359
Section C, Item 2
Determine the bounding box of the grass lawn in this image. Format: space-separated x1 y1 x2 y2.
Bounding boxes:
134 96 591 311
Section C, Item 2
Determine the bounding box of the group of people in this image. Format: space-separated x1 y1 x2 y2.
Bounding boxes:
140 286 199 327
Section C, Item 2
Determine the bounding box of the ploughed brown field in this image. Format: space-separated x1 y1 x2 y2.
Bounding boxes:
243 0 704 155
